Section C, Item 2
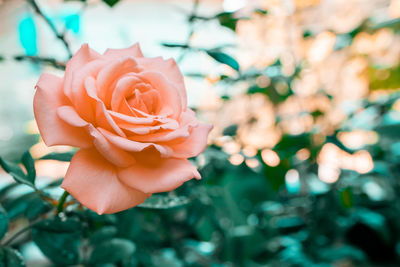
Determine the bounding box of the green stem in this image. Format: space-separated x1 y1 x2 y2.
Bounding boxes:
57 191 70 213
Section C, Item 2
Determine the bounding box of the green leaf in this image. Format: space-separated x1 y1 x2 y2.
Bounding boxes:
33 217 81 265
254 9 268 15
25 197 52 220
3 192 38 220
206 50 240 71
376 123 400 139
21 151 35 185
89 226 118 245
0 158 33 187
102 0 119 7
340 187 353 209
40 151 75 162
0 183 20 202
0 205 8 240
222 124 238 136
89 238 136 264
0 247 25 267
161 43 189 48
139 194 191 209
216 12 240 31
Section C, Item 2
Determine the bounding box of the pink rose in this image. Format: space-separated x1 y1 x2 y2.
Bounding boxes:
34 44 212 214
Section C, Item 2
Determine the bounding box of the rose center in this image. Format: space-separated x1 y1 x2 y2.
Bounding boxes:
126 84 160 115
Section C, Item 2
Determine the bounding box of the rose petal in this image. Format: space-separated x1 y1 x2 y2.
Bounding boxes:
169 122 213 158
137 57 187 108
57 106 89 127
69 59 107 121
97 58 141 106
87 125 135 167
62 149 149 214
118 158 200 194
103 43 144 59
34 73 92 148
120 119 179 135
98 127 172 157
64 44 101 101
84 77 126 137
128 110 197 142
138 71 183 119
108 110 156 125
110 75 142 111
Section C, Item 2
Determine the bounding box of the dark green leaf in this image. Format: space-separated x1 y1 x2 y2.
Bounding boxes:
222 124 238 136
89 238 135 264
0 205 8 240
161 43 189 48
25 197 52 220
33 217 81 265
376 123 400 139
21 151 35 185
102 0 119 7
3 192 38 220
43 178 63 188
89 226 118 245
216 12 239 31
0 158 33 187
340 187 353 209
0 183 20 202
0 247 25 267
139 194 191 209
206 50 240 71
254 9 268 15
40 151 75 162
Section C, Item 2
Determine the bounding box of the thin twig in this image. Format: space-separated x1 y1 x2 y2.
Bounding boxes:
1 219 42 247
177 0 200 63
27 0 72 58
14 55 66 70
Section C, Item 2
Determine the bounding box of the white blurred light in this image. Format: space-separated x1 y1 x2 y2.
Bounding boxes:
229 153 244 165
285 169 301 194
245 158 260 168
285 169 299 184
296 148 310 161
261 149 280 167
318 164 340 183
223 0 247 12
362 181 385 201
242 146 258 157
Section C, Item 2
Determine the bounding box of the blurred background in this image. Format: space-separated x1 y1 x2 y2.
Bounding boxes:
2 0 400 266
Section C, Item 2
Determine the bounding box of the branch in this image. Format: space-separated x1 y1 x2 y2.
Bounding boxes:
27 0 73 58
1 219 43 247
14 55 66 70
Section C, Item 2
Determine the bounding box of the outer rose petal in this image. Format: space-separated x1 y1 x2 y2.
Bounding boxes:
118 158 200 194
64 44 101 100
170 122 213 158
34 73 92 148
62 149 149 214
103 43 144 59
